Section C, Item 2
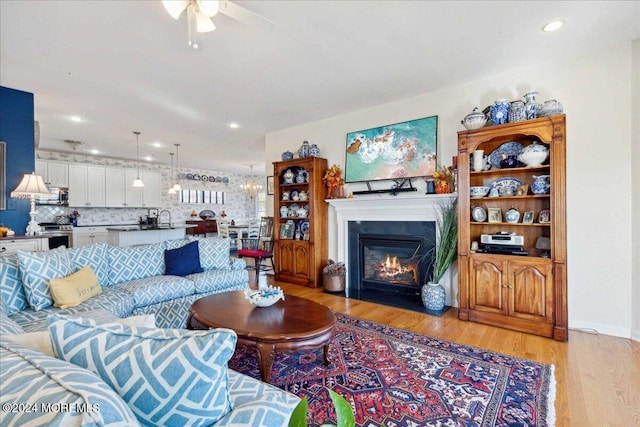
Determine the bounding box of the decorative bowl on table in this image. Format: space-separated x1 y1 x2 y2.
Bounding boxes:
244 286 285 307
470 186 491 198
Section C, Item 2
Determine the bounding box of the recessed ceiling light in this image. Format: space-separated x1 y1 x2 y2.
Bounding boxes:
151 141 162 148
90 149 100 155
69 115 83 123
229 122 239 129
144 156 153 162
542 20 564 32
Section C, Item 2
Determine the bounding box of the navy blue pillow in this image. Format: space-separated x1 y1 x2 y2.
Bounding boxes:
164 241 204 277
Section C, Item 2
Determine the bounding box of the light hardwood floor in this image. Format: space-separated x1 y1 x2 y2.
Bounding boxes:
259 277 640 427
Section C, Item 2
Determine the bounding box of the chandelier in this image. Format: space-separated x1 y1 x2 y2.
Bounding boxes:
240 164 262 200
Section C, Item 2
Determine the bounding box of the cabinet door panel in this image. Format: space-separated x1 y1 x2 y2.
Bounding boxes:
124 170 143 207
277 241 295 276
86 166 105 207
47 162 69 187
105 168 126 207
142 171 162 207
68 165 88 207
292 242 310 278
508 260 553 323
469 259 505 314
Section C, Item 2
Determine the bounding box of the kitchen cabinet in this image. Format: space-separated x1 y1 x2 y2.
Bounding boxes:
105 168 144 208
141 171 162 208
273 156 328 288
68 165 106 207
35 160 68 187
457 114 567 340
0 238 49 253
72 226 109 247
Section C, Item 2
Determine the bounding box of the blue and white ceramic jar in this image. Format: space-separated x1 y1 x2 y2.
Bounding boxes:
309 144 321 157
524 91 539 120
421 282 446 311
505 207 521 223
490 99 510 125
298 140 310 158
508 100 526 123
531 174 551 194
281 150 294 161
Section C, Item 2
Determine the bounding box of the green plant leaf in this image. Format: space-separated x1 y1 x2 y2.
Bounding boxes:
288 396 309 427
328 389 355 427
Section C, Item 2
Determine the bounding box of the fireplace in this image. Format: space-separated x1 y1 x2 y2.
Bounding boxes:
348 221 435 310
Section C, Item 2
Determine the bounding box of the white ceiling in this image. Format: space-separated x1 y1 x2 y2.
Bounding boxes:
1 1 639 175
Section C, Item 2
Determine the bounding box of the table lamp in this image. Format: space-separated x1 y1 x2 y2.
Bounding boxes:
10 172 50 236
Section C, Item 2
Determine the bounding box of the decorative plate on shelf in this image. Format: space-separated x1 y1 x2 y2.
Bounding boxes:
288 204 300 215
299 220 310 234
201 175 209 181
472 206 487 223
199 210 215 220
193 174 201 181
186 173 194 180
488 142 524 168
491 177 524 196
209 176 216 182
290 190 299 200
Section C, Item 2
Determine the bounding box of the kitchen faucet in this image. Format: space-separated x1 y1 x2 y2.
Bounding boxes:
158 210 172 228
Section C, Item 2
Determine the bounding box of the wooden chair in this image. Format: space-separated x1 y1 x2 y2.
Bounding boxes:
237 217 275 283
216 219 236 253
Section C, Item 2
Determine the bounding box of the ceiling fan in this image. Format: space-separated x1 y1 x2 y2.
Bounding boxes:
162 0 274 49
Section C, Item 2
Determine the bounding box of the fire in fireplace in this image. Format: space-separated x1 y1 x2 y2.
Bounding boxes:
348 221 436 311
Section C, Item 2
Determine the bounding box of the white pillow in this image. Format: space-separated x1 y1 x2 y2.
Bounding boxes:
7 314 156 357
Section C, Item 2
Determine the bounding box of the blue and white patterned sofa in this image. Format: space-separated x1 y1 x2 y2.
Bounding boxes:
0 238 300 426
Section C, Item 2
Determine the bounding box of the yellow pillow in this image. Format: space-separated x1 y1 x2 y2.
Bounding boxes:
49 265 102 309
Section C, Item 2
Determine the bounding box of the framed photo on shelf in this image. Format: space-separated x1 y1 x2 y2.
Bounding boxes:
280 223 294 239
516 184 529 196
538 209 551 223
266 176 274 195
487 208 502 223
522 211 535 224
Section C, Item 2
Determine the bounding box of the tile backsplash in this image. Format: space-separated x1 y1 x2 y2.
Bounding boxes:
36 151 262 226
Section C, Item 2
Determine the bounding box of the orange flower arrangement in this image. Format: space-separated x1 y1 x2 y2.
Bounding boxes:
432 165 454 194
323 164 344 198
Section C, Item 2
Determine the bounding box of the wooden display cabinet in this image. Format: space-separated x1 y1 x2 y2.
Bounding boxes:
273 157 328 287
457 114 567 341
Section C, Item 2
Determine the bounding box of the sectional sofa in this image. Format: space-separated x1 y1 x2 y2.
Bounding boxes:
0 237 300 426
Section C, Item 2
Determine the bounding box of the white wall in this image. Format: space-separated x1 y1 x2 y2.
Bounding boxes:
266 42 635 338
632 38 640 342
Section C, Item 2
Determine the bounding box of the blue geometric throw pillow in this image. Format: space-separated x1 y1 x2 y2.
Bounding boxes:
0 254 29 314
164 240 204 277
47 314 237 426
17 249 74 311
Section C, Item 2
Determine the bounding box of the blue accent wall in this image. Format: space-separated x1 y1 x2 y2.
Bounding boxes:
0 86 35 233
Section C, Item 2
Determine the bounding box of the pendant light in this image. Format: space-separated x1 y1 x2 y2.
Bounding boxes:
172 143 182 191
132 131 145 188
168 153 177 194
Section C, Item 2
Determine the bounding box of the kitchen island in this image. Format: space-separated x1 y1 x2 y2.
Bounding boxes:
107 226 192 247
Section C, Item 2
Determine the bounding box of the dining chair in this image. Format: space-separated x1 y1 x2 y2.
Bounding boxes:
237 217 275 283
216 218 236 253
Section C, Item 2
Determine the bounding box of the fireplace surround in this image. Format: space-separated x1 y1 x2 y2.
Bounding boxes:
327 193 458 309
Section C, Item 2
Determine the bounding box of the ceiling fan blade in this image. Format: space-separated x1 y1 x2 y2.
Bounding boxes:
196 11 216 33
219 1 275 32
196 0 220 18
162 0 190 19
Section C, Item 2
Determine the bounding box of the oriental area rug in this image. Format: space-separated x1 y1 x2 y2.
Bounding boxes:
229 313 555 427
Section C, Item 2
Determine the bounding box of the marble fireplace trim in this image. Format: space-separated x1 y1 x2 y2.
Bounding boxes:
327 193 458 304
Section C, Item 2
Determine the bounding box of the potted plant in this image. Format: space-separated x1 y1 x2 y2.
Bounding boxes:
288 388 355 427
422 199 458 311
322 260 346 293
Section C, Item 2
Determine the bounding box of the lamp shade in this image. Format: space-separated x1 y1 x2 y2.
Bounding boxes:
10 173 50 198
162 0 189 19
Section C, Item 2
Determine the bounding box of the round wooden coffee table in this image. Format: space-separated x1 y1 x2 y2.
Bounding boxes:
187 291 336 383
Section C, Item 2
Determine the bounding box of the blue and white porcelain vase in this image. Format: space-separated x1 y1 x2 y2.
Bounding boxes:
298 140 310 158
309 144 321 157
281 150 294 161
421 282 446 311
524 91 539 120
490 99 510 125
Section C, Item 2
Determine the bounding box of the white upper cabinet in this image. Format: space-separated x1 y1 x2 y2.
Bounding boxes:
68 165 105 207
36 160 69 187
141 171 162 208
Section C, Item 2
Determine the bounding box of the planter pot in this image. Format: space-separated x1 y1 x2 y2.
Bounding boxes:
323 275 345 292
421 282 445 311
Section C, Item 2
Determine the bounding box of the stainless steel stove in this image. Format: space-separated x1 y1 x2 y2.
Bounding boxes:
39 223 73 249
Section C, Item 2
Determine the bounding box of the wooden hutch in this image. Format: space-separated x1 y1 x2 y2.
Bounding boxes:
457 114 567 341
273 157 328 288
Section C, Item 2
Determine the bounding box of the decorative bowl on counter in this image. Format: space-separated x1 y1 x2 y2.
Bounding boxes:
461 107 488 130
244 286 285 307
470 186 491 198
